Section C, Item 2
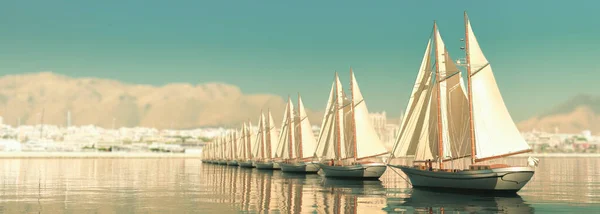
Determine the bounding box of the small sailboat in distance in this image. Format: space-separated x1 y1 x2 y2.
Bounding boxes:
217 135 227 165
238 123 255 168
316 69 389 179
388 12 537 193
253 111 280 169
226 131 239 166
277 95 320 173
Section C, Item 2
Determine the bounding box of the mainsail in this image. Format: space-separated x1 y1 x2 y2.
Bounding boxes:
296 95 318 159
315 82 337 160
266 111 279 159
392 39 434 159
276 98 294 159
334 73 348 160
465 15 531 161
350 71 389 159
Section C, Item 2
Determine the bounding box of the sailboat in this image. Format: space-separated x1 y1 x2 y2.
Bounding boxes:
238 123 255 168
388 12 538 192
202 138 215 163
315 70 390 179
217 135 228 165
226 131 239 166
277 95 320 173
201 140 209 163
253 111 280 169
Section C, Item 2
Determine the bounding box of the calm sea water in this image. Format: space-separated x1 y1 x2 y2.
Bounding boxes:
0 157 598 213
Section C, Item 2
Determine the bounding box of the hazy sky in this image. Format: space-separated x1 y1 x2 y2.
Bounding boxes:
0 0 597 121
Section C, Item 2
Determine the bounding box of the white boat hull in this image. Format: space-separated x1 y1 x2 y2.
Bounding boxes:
318 162 387 179
254 161 275 169
238 160 254 168
279 161 320 173
391 165 535 193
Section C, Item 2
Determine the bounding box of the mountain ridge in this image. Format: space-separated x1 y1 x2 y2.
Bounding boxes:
0 72 323 129
517 94 600 134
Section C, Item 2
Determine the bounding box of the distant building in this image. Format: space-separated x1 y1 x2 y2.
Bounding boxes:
369 111 399 149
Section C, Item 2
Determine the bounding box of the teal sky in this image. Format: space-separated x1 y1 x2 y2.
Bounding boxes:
0 0 598 121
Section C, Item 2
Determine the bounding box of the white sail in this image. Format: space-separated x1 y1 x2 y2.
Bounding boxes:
226 132 231 160
442 43 471 160
233 131 240 159
246 121 254 160
252 115 263 159
217 136 221 159
334 74 349 160
392 27 472 162
255 113 267 159
297 96 318 159
433 28 472 160
261 113 267 159
350 71 389 159
267 111 279 159
278 98 294 159
466 17 530 160
276 99 293 159
315 82 337 160
238 125 246 159
393 39 434 158
434 29 452 160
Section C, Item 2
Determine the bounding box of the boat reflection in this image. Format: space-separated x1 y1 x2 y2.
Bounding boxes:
321 178 385 195
385 188 534 213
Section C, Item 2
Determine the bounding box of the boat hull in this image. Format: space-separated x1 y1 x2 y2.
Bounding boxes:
279 161 320 173
254 161 275 169
238 160 254 168
226 160 238 166
390 165 535 193
318 162 387 179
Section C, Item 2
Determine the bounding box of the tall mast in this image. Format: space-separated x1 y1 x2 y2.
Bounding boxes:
266 110 272 159
464 11 477 164
233 132 237 160
433 22 444 169
259 112 265 160
286 97 294 161
247 119 253 159
241 124 245 160
296 94 304 159
349 68 358 162
334 72 342 163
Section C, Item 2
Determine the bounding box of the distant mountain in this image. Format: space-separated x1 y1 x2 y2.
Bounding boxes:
0 72 323 129
517 94 600 134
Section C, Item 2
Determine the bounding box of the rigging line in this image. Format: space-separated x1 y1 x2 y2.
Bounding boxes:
389 166 412 187
469 63 490 77
438 70 461 82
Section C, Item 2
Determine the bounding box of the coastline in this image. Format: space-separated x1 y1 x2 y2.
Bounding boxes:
515 153 600 158
0 151 202 159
